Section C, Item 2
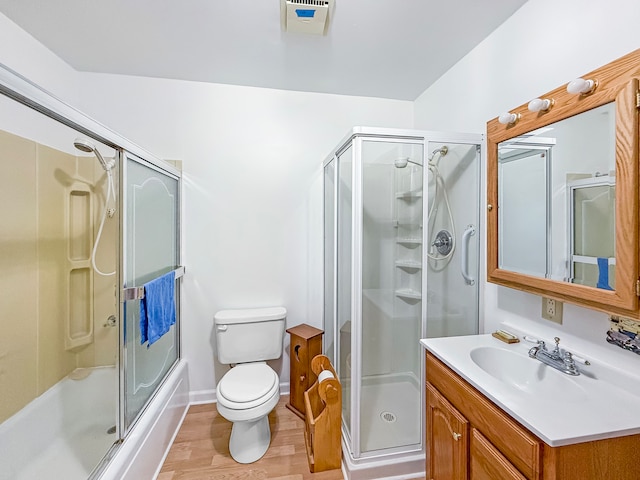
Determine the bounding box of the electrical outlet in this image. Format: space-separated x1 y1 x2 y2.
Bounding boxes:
542 297 563 324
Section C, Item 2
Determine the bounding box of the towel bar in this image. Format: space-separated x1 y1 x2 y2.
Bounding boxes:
122 266 185 301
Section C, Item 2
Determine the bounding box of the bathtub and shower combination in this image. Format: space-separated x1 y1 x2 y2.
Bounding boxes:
0 65 187 480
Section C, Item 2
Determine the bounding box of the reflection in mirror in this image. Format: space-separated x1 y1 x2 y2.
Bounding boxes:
497 103 616 288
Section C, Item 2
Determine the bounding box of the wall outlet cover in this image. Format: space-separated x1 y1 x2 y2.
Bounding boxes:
541 297 563 324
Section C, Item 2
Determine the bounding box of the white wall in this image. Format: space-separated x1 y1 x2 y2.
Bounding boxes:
414 0 640 365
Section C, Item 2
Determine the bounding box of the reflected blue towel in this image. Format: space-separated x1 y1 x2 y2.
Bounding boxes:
596 257 613 290
140 271 176 347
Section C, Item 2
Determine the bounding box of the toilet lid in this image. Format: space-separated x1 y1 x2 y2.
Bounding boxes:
218 363 278 403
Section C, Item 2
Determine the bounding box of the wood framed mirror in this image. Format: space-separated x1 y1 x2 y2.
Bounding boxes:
487 49 640 317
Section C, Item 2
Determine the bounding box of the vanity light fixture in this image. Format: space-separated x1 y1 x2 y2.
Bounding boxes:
566 77 597 95
498 112 520 125
528 97 554 113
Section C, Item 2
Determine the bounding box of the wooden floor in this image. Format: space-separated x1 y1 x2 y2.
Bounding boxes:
159 396 344 480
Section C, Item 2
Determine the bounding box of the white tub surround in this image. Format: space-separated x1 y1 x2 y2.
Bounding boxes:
421 334 640 446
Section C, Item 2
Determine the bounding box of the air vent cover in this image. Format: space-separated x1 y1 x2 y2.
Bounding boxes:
280 0 334 35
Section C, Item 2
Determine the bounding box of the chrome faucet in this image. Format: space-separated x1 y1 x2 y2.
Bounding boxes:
528 337 590 376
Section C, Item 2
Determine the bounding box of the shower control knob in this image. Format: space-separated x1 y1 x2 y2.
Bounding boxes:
432 230 453 256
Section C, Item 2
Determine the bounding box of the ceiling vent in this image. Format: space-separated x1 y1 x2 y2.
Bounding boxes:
280 0 334 35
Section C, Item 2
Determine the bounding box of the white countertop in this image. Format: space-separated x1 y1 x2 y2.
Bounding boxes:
421 334 640 446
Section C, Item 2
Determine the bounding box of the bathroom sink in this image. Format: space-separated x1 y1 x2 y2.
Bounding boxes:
469 346 587 402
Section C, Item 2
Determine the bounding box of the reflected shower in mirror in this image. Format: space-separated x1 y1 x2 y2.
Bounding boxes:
497 103 616 289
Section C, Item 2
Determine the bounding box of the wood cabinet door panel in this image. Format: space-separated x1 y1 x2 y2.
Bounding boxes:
471 428 527 480
426 383 469 480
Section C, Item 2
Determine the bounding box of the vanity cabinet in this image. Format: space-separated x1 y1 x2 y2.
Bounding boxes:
426 351 640 480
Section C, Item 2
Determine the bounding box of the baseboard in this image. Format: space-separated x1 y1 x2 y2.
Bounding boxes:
189 389 216 405
189 381 290 406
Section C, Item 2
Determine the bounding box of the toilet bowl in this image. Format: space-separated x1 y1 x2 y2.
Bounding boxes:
213 307 286 464
216 363 280 463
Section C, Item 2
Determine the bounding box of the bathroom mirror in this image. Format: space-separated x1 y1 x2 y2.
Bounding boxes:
487 49 640 316
498 103 615 284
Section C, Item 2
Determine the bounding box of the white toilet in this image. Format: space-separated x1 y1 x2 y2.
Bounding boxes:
214 306 286 464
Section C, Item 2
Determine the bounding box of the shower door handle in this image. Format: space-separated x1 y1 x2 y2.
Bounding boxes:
461 225 476 286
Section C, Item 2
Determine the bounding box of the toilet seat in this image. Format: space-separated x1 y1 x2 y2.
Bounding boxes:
217 363 278 410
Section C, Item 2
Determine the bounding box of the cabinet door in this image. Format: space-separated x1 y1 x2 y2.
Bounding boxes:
426 383 469 480
471 428 527 480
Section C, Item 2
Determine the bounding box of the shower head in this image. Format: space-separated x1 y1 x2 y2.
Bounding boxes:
394 157 422 168
73 138 114 172
428 146 449 164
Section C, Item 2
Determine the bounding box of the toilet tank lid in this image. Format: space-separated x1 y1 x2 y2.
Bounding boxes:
214 306 287 325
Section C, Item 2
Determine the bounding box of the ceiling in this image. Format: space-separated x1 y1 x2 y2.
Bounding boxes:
0 0 527 101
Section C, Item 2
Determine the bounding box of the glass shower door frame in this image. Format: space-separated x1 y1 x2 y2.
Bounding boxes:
351 132 428 460
118 151 182 437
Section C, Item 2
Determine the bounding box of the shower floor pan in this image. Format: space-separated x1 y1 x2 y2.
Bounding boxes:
346 373 421 453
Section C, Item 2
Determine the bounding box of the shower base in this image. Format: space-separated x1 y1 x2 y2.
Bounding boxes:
359 374 420 452
341 372 424 479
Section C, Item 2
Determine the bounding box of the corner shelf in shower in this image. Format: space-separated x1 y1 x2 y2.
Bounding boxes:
396 237 422 247
395 190 423 200
394 222 423 229
395 288 422 301
395 260 422 271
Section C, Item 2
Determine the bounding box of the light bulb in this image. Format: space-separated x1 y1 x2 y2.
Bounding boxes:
498 112 519 125
567 78 596 95
528 98 553 112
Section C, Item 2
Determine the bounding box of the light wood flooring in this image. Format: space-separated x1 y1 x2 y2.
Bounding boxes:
159 396 344 480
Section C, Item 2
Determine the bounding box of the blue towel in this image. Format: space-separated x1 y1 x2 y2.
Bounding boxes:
140 271 176 347
596 257 613 290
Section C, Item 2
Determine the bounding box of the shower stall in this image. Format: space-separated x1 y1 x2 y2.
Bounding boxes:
0 66 184 480
323 127 481 478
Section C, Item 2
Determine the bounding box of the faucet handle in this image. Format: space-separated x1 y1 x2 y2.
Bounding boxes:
571 353 591 366
524 335 542 344
554 337 561 346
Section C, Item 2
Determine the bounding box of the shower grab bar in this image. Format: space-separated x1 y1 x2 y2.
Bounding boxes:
122 266 185 301
461 225 476 286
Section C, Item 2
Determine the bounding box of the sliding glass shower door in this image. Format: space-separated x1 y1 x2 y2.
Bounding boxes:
121 153 181 431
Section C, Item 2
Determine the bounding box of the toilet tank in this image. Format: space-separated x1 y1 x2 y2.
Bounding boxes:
214 307 286 364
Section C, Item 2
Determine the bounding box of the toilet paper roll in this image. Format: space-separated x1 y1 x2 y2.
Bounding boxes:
317 369 335 383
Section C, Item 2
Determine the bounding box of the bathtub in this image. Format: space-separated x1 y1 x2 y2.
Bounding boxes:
0 367 117 480
0 360 189 480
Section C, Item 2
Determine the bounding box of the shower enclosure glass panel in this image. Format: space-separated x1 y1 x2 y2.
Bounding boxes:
425 141 480 339
337 144 353 436
360 139 424 454
122 154 180 430
0 94 118 480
